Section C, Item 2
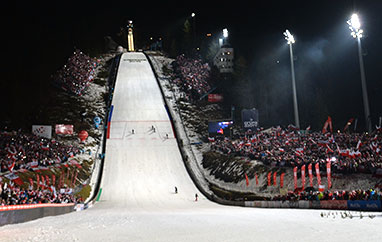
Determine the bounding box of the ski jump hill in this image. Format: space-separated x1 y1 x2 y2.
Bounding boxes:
100 52 207 208
1 52 381 242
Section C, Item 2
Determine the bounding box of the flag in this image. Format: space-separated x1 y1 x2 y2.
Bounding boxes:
245 173 249 187
267 172 272 186
315 163 321 186
301 165 306 190
308 163 313 187
280 173 285 188
273 172 277 186
293 167 298 190
36 174 40 189
45 175 50 186
4 173 24 186
29 178 34 189
322 116 333 134
52 174 56 186
255 174 259 186
356 140 362 150
326 161 332 189
343 118 354 132
8 161 16 172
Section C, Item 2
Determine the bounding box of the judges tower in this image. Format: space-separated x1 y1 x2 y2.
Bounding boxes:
127 20 135 52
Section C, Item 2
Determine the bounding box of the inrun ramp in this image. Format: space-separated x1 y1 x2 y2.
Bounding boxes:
100 52 205 208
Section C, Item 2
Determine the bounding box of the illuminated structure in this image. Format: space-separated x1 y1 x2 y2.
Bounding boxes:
347 13 371 132
284 29 300 129
127 20 135 52
214 28 234 73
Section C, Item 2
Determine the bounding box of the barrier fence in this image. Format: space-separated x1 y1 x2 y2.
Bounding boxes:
0 203 75 226
244 200 381 211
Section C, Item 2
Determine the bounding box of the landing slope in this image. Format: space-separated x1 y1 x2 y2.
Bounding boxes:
99 52 206 208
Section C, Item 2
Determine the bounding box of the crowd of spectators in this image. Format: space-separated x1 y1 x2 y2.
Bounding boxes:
0 130 79 173
171 54 211 101
53 50 99 96
0 182 78 206
210 126 382 175
272 189 381 202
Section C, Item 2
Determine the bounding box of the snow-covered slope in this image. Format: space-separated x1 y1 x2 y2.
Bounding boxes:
100 52 207 208
0 52 381 242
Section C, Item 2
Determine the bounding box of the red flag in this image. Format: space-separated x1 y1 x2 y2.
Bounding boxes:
36 174 40 189
267 172 272 186
308 163 313 187
255 174 259 186
326 161 332 189
280 173 285 188
29 178 33 189
273 172 277 186
245 173 249 187
45 175 50 186
52 174 56 186
41 175 45 189
301 165 306 190
315 163 321 186
8 161 16 172
322 116 333 134
293 166 298 190
343 118 354 132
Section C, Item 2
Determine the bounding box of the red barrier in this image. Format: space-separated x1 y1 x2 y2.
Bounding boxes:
0 203 74 211
320 200 347 210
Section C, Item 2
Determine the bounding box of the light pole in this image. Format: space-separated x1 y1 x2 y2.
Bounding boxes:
347 13 371 133
191 13 196 48
283 29 300 129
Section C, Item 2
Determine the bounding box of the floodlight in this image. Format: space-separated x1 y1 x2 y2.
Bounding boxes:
347 13 363 38
191 13 195 18
283 29 295 44
223 28 228 38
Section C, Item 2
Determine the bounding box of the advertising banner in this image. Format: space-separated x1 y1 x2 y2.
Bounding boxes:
326 161 332 189
315 163 321 185
208 120 233 136
347 200 381 211
301 165 306 190
293 166 298 190
241 109 259 131
267 172 272 186
55 124 74 135
208 94 224 103
32 125 52 139
308 163 313 187
320 200 348 210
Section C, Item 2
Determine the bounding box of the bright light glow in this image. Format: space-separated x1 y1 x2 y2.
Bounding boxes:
347 13 363 39
283 29 295 44
223 28 228 38
191 13 195 18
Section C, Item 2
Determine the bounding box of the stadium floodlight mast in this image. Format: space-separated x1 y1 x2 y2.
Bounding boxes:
347 13 371 133
283 29 300 129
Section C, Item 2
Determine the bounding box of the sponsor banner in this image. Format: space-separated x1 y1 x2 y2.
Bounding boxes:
298 200 310 209
32 125 52 139
320 200 348 210
244 201 255 207
241 108 259 130
311 200 321 209
55 124 74 135
208 94 224 103
347 200 381 211
208 120 233 136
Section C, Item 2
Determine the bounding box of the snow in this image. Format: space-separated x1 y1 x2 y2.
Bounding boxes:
0 52 381 242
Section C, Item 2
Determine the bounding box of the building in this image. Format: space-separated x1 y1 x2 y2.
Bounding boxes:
213 45 234 73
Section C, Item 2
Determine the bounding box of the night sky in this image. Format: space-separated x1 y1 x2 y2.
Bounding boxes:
2 0 382 130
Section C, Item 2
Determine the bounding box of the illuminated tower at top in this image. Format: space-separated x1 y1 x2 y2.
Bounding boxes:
127 20 135 52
